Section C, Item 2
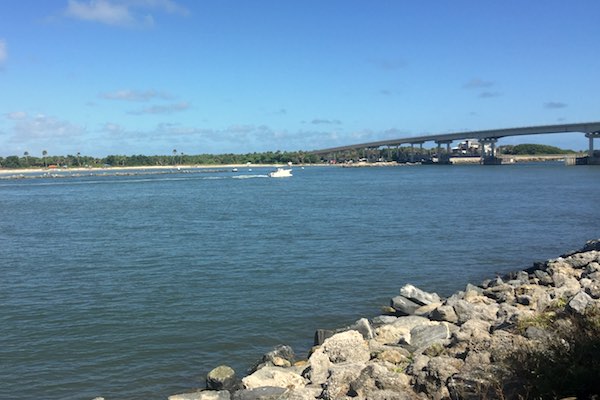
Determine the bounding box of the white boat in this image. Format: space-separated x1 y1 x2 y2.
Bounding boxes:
231 168 238 172
268 167 292 178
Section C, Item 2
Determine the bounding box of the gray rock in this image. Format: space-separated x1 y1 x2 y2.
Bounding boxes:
232 387 287 400
413 356 463 399
482 284 514 303
321 363 364 400
524 326 552 340
465 283 483 294
567 291 592 315
533 269 553 285
516 270 530 284
372 315 398 326
582 239 600 252
169 391 231 400
400 284 442 305
391 295 421 315
585 282 600 299
405 323 450 353
345 318 375 340
349 363 412 399
430 305 459 324
322 330 370 364
565 251 600 268
262 345 295 366
313 329 335 346
207 365 237 391
453 300 498 325
242 366 305 390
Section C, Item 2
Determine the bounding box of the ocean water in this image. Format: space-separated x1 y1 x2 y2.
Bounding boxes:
0 164 598 399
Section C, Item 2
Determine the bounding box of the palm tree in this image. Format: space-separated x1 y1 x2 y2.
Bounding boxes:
77 152 81 167
42 150 48 167
172 149 177 166
23 151 29 167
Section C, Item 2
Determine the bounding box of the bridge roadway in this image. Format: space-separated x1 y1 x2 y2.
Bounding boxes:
310 121 600 160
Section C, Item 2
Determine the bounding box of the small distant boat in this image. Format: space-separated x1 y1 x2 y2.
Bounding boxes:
232 168 238 172
268 167 292 178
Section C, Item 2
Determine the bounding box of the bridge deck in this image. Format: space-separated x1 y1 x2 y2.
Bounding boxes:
311 121 600 154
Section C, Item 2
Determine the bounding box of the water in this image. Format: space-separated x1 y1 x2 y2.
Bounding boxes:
0 164 598 399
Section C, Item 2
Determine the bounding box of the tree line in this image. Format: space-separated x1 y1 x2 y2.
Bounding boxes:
0 150 321 169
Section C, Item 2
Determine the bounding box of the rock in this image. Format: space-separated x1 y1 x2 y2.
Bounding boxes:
400 284 442 305
391 295 421 315
207 365 238 391
430 305 459 324
322 330 370 364
585 282 600 299
304 346 330 385
533 269 553 285
242 366 305 390
373 324 411 345
372 315 398 326
373 316 429 345
405 323 450 353
582 239 600 252
262 345 295 366
465 283 483 294
349 363 412 399
524 326 552 340
375 348 411 365
453 319 491 345
567 290 592 315
553 275 582 299
281 386 322 400
586 261 600 274
565 251 600 269
453 300 498 324
314 329 335 346
169 391 231 400
482 284 515 303
413 302 442 318
232 387 287 400
344 318 375 340
321 363 364 400
516 270 530 284
413 356 463 399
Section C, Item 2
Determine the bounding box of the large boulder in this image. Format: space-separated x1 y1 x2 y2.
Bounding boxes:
404 322 451 353
321 363 364 400
400 284 442 305
391 295 421 315
374 316 429 345
567 290 593 315
430 305 459 324
207 365 238 391
169 391 231 400
232 387 287 400
348 363 413 400
242 366 305 390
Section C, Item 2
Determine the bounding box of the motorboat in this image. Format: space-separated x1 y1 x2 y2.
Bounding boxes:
268 167 292 178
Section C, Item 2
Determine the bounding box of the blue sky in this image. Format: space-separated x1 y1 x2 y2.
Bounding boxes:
1 0 599 157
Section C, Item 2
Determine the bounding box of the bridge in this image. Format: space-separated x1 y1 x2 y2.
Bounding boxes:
310 121 600 164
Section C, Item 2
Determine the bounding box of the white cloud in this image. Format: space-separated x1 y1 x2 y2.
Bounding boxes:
5 111 28 120
66 0 135 26
65 0 189 27
10 114 85 141
0 39 7 65
100 89 171 101
127 101 190 115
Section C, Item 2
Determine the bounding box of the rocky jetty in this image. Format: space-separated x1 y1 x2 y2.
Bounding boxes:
168 239 600 400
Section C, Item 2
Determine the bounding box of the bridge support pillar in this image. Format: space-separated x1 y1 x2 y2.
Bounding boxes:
480 138 500 165
435 140 452 164
586 132 600 157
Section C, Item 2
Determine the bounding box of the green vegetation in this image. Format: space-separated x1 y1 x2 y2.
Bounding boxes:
502 306 600 399
0 151 320 169
499 143 576 155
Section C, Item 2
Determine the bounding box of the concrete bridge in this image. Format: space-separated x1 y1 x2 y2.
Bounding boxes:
310 122 600 164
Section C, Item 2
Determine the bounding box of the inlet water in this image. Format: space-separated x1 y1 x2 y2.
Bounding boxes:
1 164 598 399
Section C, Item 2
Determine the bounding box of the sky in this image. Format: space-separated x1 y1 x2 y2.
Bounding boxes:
1 0 599 157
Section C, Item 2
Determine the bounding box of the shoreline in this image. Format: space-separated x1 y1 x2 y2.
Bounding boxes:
162 238 600 400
